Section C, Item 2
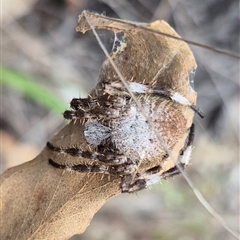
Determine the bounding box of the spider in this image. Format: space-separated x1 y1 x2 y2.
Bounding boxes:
47 79 201 193
47 14 204 193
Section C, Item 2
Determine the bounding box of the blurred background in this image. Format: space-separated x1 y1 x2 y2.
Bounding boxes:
1 0 239 239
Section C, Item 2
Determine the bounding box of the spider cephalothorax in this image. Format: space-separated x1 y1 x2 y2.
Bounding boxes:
47 12 202 193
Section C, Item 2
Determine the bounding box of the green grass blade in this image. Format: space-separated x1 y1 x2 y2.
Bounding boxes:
1 67 67 115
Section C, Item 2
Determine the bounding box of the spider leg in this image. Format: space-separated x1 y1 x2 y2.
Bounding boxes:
121 123 195 193
63 109 85 120
179 123 194 165
150 88 204 118
47 142 130 164
63 94 127 121
69 98 92 110
105 81 204 118
64 97 102 120
47 142 93 159
48 158 137 175
121 165 162 192
131 82 204 118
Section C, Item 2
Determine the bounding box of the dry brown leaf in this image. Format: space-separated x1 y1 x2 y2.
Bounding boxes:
1 121 121 239
1 12 197 239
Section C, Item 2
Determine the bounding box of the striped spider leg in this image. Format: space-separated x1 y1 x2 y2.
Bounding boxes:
104 80 204 118
47 141 138 176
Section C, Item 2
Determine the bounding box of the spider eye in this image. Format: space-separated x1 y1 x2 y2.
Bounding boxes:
189 68 196 90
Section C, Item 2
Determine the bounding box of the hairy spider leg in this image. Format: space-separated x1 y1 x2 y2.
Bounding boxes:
63 94 126 121
48 158 137 175
47 142 131 164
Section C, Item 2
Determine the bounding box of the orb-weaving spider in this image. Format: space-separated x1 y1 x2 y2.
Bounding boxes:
47 80 199 193
47 14 203 193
